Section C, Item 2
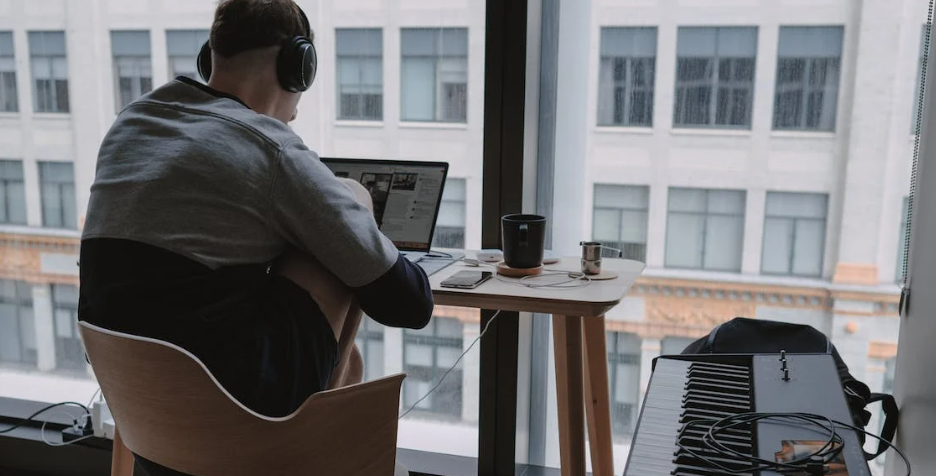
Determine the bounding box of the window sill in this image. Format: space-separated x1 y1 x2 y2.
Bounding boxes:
669 128 752 137
770 130 836 140
644 266 898 292
0 224 80 239
399 121 469 130
334 120 385 128
594 126 653 135
30 113 72 122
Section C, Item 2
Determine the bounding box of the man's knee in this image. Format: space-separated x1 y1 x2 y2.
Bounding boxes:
338 177 374 212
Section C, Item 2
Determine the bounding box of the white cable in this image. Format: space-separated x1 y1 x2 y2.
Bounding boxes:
40 410 94 447
461 258 593 290
399 309 502 419
87 387 102 410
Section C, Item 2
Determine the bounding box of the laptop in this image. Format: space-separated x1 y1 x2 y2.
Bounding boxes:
320 157 463 276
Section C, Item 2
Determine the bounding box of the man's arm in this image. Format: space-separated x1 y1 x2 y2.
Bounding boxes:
270 140 433 329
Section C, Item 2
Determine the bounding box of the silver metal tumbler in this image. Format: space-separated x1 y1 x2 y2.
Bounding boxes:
580 241 602 275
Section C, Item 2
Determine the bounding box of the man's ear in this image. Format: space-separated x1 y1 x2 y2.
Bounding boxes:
290 108 298 122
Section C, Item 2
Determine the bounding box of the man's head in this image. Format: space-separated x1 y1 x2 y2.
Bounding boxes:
203 0 316 123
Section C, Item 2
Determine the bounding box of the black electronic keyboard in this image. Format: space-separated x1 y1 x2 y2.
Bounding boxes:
624 353 872 476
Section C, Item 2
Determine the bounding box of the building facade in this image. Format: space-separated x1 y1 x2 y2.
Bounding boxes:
0 0 924 470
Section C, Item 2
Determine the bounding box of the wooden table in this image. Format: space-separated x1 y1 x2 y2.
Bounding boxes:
428 254 645 476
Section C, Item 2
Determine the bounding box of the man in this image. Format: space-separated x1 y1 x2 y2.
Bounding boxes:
79 0 433 471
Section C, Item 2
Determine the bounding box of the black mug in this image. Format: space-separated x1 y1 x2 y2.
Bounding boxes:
501 214 546 269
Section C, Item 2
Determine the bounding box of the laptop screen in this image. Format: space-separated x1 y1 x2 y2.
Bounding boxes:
320 158 449 252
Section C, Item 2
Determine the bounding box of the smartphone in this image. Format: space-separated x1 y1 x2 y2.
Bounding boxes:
441 271 493 289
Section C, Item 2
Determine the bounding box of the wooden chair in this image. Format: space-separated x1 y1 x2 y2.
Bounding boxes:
78 321 405 476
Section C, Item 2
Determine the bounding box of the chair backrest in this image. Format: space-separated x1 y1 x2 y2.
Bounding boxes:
79 321 404 476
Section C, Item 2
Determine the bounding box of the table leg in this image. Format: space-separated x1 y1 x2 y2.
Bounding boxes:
553 315 586 476
583 316 614 476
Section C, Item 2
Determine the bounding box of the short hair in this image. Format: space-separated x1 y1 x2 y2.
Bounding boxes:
209 0 312 58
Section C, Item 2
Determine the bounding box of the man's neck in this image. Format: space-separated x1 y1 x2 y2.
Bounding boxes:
208 77 282 119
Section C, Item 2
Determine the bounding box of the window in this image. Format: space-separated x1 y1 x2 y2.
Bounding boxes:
52 284 84 372
673 27 757 129
773 26 844 132
401 28 468 123
898 197 910 281
403 317 464 419
0 280 36 367
0 32 17 112
665 188 746 271
597 27 656 127
661 336 695 356
111 31 153 111
28 31 69 113
0 160 27 225
336 28 383 121
607 331 641 436
166 30 208 81
761 192 828 277
432 178 467 249
355 318 385 381
592 184 649 261
38 161 76 229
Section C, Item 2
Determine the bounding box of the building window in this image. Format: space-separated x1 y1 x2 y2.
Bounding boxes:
52 284 84 372
761 192 828 277
38 161 76 229
111 31 152 111
597 27 656 127
401 28 468 123
355 318 385 381
0 32 17 112
336 28 383 121
898 197 909 282
607 331 641 436
592 184 649 262
673 27 757 129
0 280 36 367
773 26 844 132
166 30 208 81
403 317 463 419
28 31 69 113
665 188 746 272
0 160 27 225
432 178 466 249
661 336 695 356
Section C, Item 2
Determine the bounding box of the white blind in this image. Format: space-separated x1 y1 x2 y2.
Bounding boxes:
336 28 382 56
0 32 13 57
765 192 828 219
703 214 744 271
111 30 151 57
600 27 657 57
677 27 757 58
401 57 435 120
777 26 844 58
28 31 66 56
791 219 825 276
762 218 794 274
166 30 208 56
665 213 705 268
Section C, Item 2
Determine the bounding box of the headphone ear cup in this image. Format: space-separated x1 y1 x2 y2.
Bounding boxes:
276 37 316 92
197 41 213 82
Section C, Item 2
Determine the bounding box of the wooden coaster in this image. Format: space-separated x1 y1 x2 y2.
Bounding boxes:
584 269 619 280
496 262 544 277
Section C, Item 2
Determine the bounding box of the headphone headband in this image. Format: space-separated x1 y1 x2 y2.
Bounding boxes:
196 1 317 93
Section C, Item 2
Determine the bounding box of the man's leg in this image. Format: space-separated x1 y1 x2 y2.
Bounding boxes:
274 178 375 389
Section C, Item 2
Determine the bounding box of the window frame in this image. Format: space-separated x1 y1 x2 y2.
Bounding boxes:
433 177 468 249
760 192 829 278
0 31 18 113
596 27 657 128
402 317 465 420
591 184 649 261
336 28 384 121
0 160 27 225
0 280 37 367
772 26 844 132
28 31 70 114
38 161 77 229
673 26 758 130
400 27 469 123
664 187 747 272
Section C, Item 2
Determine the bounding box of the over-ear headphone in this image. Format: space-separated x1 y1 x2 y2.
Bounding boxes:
196 1 317 93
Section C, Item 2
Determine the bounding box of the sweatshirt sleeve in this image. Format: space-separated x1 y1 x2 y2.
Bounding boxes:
270 140 433 328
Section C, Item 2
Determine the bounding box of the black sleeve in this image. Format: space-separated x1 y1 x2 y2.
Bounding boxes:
353 253 434 329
